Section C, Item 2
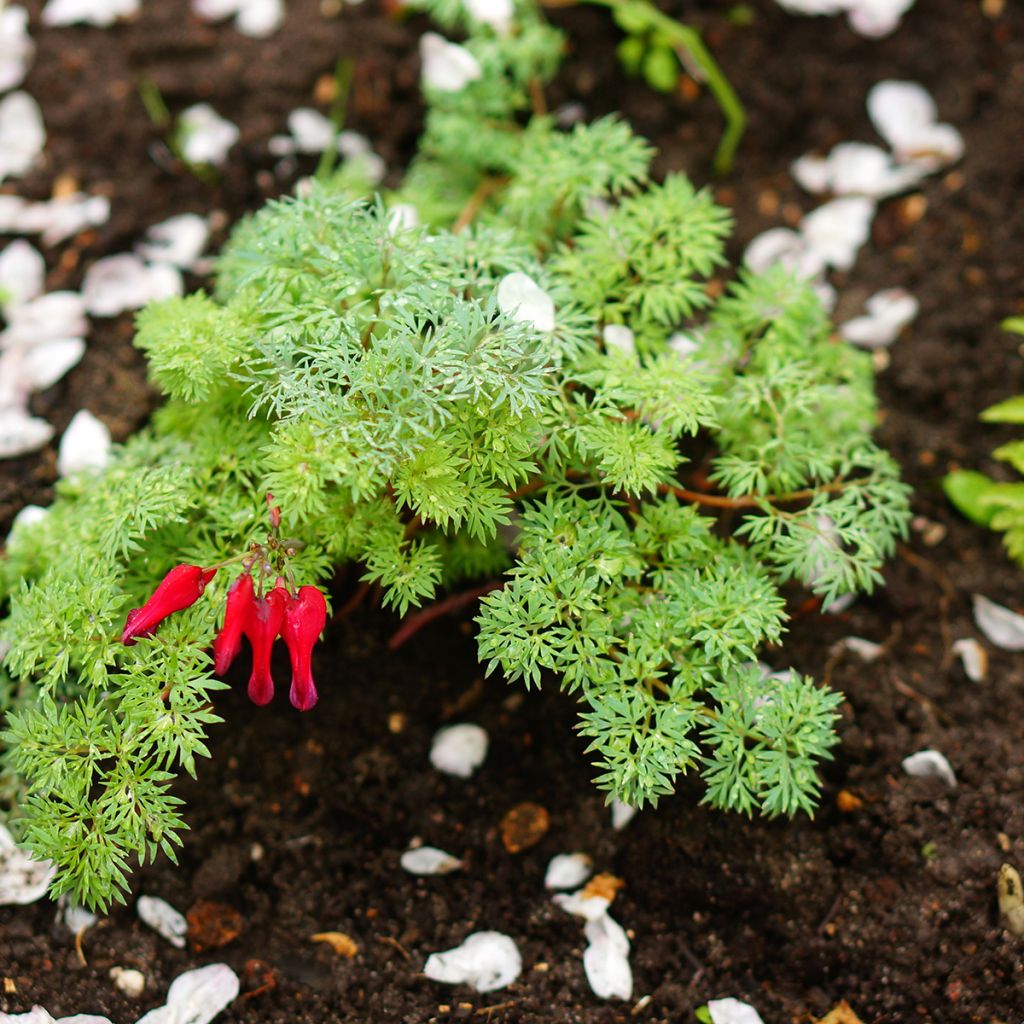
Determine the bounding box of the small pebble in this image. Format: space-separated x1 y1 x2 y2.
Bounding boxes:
429 723 488 778
110 966 145 998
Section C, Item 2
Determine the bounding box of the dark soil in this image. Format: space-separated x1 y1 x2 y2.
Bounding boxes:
3 1 1024 1022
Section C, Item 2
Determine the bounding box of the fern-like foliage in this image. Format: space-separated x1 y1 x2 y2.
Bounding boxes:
0 0 910 909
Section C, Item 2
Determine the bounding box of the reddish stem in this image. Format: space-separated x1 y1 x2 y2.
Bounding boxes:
388 581 504 650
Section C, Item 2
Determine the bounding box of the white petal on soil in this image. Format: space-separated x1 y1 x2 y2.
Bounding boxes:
41 0 140 27
110 966 146 998
14 194 111 246
0 240 45 315
603 324 636 357
799 196 876 272
0 407 54 458
274 107 335 154
420 33 482 93
193 0 284 38
497 272 555 332
0 195 28 233
840 287 919 348
902 748 957 788
610 799 637 831
429 723 489 778
179 104 240 166
82 254 183 316
0 1010 58 1023
0 6 35 93
545 852 593 890
552 888 611 921
57 410 111 477
582 913 632 1000
0 823 55 904
846 0 916 38
773 0 846 13
743 227 824 280
669 332 700 357
137 894 188 949
973 594 1024 652
867 80 963 170
137 214 210 270
464 0 514 31
707 998 766 1024
135 963 240 1024
952 637 987 682
58 898 98 934
400 846 463 875
835 636 884 661
794 142 924 199
0 291 87 350
10 503 49 531
0 92 45 182
423 931 522 993
20 337 86 391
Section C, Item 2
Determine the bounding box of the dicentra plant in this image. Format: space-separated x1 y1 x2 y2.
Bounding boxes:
0 0 909 909
945 316 1024 562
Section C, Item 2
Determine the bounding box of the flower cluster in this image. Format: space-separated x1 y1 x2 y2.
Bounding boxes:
119 500 327 711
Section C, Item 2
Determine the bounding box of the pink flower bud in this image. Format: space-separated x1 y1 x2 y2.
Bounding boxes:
245 584 287 706
212 572 255 675
280 586 327 712
121 564 217 645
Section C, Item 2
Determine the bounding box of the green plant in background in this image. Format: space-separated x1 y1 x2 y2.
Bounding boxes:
944 317 1024 562
0 0 907 910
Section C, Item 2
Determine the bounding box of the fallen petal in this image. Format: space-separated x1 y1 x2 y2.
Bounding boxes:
57 410 111 477
82 254 183 316
552 887 611 921
0 407 54 459
835 636 884 661
0 6 35 93
1 291 88 350
952 637 987 682
603 324 635 357
423 931 522 993
800 196 876 272
708 998 767 1024
902 748 957 788
973 594 1024 651
400 846 463 875
137 895 188 949
0 91 45 183
582 913 632 1000
610 799 637 831
846 0 916 38
135 963 240 1024
179 104 239 167
497 272 555 332
21 337 86 391
840 288 919 348
429 723 489 778
0 239 45 315
0 823 56 905
41 0 140 26
419 33 482 93
137 213 210 270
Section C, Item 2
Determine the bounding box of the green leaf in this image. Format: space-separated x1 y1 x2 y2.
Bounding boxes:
642 46 679 94
943 470 999 527
981 395 1024 424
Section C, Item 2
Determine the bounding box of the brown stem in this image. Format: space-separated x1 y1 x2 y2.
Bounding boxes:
388 581 503 650
453 175 510 234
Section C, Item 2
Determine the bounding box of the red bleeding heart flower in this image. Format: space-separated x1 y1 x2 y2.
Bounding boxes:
280 585 328 712
244 583 288 706
121 564 217 645
212 572 256 675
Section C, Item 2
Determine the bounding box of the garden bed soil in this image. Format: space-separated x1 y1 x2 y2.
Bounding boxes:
3 1 1024 1022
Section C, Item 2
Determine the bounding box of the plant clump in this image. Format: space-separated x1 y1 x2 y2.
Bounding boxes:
0 0 910 909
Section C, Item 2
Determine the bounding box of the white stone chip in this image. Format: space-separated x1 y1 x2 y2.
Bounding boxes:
552 887 611 922
429 723 489 778
41 0 140 27
135 963 240 1024
464 0 514 31
0 91 45 182
13 194 111 246
137 214 210 271
400 845 463 875
0 823 56 905
839 287 919 348
192 0 285 38
952 637 987 682
582 913 632 1000
902 748 957 788
545 852 593 890
799 196 876 272
497 272 555 332
707 998 767 1024
868 80 964 171
603 324 636 357
611 799 637 831
110 966 145 998
973 594 1024 652
792 142 924 199
58 410 111 477
179 104 240 167
0 407 54 459
0 240 45 315
420 33 482 93
423 931 522 993
82 254 183 316
136 894 188 948
0 6 34 93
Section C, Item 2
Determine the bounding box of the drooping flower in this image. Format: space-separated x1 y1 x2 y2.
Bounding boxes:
280 585 327 711
121 564 217 645
212 572 255 675
244 584 287 705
